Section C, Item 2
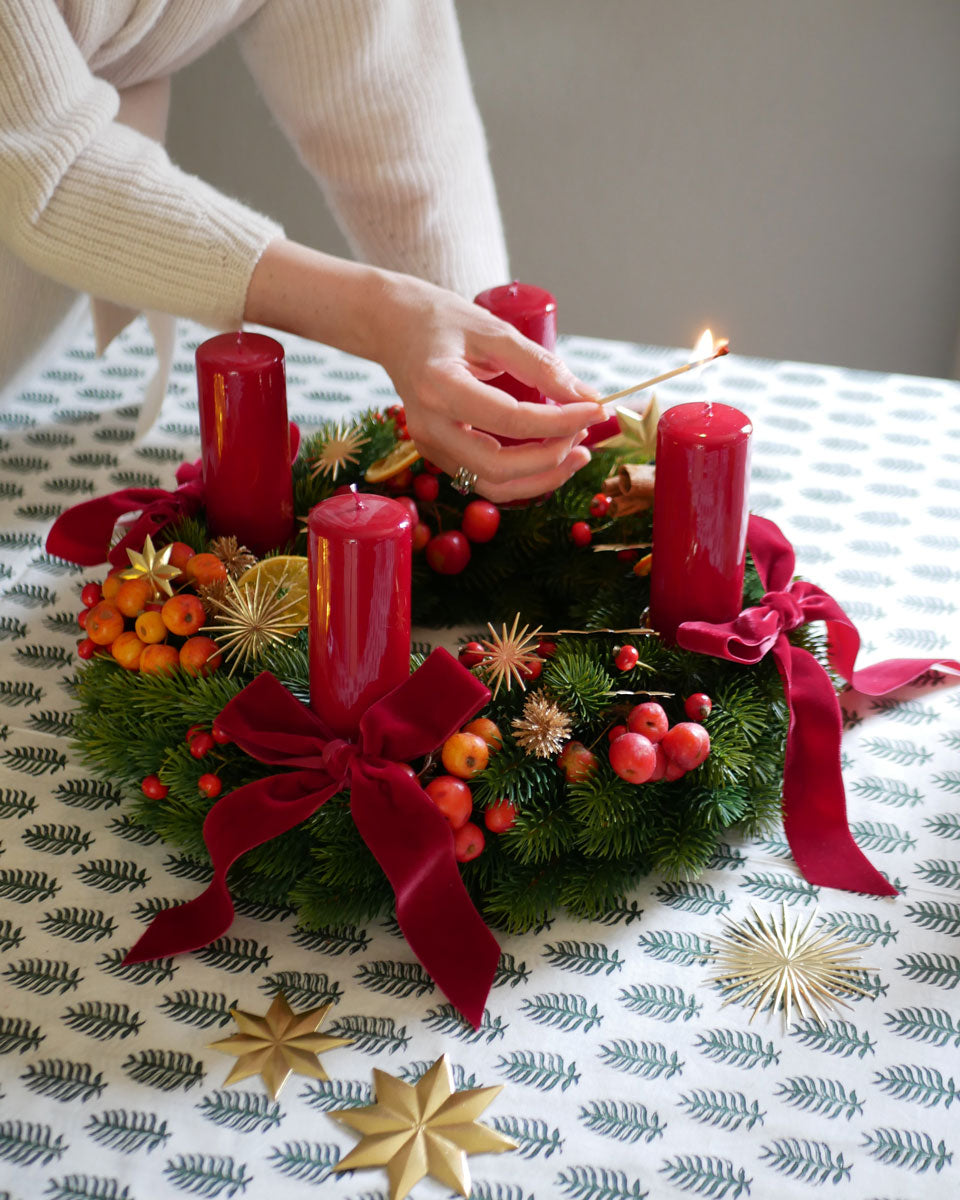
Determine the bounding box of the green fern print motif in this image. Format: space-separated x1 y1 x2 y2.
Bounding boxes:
1 315 959 1196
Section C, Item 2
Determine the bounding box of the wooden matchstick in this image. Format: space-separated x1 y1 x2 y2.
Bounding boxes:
601 340 729 408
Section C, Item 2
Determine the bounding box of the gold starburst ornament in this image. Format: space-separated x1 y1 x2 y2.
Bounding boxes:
707 904 870 1025
203 571 303 673
207 535 257 579
209 991 351 1100
309 422 369 481
512 691 573 758
478 614 543 699
120 533 180 599
331 1056 515 1200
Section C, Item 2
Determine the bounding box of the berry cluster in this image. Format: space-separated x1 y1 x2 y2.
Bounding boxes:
422 718 516 862
608 694 712 784
141 721 232 802
77 544 223 676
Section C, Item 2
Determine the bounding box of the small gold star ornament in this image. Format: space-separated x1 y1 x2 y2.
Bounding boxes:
707 904 870 1025
309 421 369 481
209 991 351 1099
330 1056 515 1200
120 533 180 599
478 614 543 699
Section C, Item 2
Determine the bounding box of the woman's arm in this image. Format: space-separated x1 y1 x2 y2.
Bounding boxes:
246 239 605 504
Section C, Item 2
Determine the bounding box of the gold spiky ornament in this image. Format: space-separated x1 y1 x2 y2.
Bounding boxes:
119 533 180 599
512 691 573 758
309 421 369 481
478 614 543 699
207 535 257 579
707 904 870 1025
203 572 302 673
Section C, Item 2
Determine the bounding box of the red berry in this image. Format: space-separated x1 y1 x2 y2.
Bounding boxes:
189 732 215 759
609 732 657 784
649 744 668 781
396 427 412 441
458 641 485 668
684 692 714 721
589 492 612 518
627 701 669 743
614 644 639 671
211 722 231 746
425 530 471 575
397 763 418 779
453 821 485 862
396 496 419 525
607 723 627 743
141 774 168 800
461 500 501 543
557 740 598 783
519 657 542 682
424 776 473 828
423 459 443 475
185 724 206 744
413 473 439 503
198 773 222 798
617 549 639 563
537 639 558 658
412 521 431 552
570 520 592 548
81 582 102 608
484 798 517 833
77 637 96 660
663 757 687 781
77 609 89 629
661 722 711 770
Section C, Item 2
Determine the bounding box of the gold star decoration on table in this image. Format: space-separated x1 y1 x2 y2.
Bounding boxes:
209 991 351 1100
707 904 870 1026
478 614 543 699
207 535 257 579
203 572 303 674
309 421 369 481
120 533 181 599
512 691 573 758
330 1056 515 1200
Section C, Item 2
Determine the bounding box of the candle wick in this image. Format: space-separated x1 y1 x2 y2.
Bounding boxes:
348 482 363 511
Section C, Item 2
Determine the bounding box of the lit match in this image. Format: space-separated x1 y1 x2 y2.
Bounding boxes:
600 330 729 409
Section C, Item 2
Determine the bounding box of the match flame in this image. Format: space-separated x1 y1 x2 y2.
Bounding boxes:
693 328 715 359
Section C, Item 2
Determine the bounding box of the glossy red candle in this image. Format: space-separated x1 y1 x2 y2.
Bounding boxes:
308 493 412 738
649 402 753 643
474 282 557 407
196 332 294 556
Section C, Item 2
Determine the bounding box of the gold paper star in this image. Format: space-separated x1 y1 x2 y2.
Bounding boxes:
120 533 181 599
203 572 303 674
309 422 369 481
209 992 351 1100
707 904 870 1026
331 1056 515 1200
593 393 660 454
478 614 543 699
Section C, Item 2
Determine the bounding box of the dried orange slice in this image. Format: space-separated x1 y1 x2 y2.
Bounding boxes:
364 440 421 483
237 555 309 628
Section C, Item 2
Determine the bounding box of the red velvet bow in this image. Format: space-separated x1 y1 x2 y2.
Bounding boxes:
125 648 501 1028
678 514 960 896
45 423 300 568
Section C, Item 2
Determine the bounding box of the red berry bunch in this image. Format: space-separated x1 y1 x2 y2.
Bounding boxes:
607 697 712 785
569 492 614 549
422 718 512 861
385 403 411 441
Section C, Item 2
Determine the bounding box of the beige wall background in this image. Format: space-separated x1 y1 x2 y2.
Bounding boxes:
168 0 960 379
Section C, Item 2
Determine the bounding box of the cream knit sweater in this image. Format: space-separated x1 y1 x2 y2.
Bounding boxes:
0 0 509 391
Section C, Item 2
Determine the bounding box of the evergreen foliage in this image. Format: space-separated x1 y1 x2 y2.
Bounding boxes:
66 410 807 929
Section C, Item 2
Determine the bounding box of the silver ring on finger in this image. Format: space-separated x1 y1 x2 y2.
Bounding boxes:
451 466 479 496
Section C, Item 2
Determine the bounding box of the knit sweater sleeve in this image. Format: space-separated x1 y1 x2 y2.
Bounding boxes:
0 1 282 330
236 0 509 298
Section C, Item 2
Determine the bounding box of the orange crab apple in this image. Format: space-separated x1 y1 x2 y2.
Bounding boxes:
165 541 196 578
440 731 489 780
111 630 145 671
134 610 167 644
462 718 502 752
179 636 223 677
140 643 180 675
85 601 124 646
185 553 227 589
161 594 206 637
114 577 152 618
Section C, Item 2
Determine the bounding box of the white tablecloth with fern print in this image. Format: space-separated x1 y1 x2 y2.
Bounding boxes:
1 317 959 1200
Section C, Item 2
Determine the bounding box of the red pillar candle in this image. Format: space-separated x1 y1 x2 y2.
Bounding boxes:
474 282 557 407
196 332 294 557
649 402 753 643
308 492 412 738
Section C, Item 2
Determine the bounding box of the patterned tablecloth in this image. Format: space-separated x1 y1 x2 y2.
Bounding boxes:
1 317 959 1200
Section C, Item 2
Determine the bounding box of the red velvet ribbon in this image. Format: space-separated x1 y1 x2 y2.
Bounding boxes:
124 648 501 1028
678 514 960 896
45 423 300 568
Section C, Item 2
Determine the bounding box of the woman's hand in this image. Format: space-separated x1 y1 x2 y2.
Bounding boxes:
246 240 607 501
